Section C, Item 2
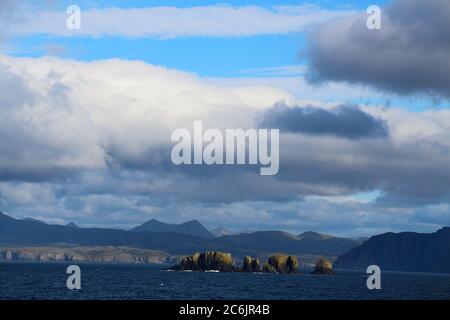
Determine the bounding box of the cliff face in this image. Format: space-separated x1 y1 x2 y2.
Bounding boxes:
263 254 299 274
334 227 450 273
0 246 170 264
242 256 261 272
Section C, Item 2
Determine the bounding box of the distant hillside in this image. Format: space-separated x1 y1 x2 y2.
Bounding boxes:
217 231 360 257
334 227 450 273
23 218 46 224
130 219 214 238
0 212 361 259
66 222 79 228
298 231 332 240
0 246 170 264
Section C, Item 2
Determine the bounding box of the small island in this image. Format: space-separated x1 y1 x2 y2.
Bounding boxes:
168 251 335 275
311 258 335 275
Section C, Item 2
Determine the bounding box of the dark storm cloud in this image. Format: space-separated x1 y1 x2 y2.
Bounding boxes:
306 0 450 98
260 103 388 139
275 133 450 206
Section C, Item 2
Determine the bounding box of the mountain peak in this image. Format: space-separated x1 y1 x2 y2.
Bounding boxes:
437 226 450 235
66 222 79 228
131 218 214 238
182 219 201 225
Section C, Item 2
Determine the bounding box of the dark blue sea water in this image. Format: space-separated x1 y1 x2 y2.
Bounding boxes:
0 262 449 300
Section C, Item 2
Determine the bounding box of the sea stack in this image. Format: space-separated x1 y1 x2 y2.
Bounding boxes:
262 254 299 274
242 256 261 272
170 251 234 272
311 258 335 275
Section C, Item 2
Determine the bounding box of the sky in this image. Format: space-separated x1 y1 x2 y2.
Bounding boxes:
0 0 450 236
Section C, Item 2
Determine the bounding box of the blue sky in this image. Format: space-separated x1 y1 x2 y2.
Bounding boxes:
10 34 306 77
11 0 386 77
6 0 445 111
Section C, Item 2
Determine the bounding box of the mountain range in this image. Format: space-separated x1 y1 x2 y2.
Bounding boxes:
2 211 449 273
130 219 214 238
0 211 360 259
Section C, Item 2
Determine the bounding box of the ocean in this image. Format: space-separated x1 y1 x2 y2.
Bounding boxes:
0 262 449 300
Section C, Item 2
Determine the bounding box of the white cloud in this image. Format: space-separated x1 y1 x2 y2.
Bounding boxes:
204 76 382 104
8 4 355 38
0 54 295 179
1 55 450 233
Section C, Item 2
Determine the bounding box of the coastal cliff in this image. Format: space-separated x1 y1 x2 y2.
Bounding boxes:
334 227 450 273
0 246 171 264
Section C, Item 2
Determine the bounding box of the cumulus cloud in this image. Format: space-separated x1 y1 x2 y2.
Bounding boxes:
1 55 450 233
0 54 289 183
0 61 104 181
6 4 354 38
277 127 450 206
259 102 388 139
306 0 450 98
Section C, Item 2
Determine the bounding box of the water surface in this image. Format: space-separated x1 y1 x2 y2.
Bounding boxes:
1 262 449 300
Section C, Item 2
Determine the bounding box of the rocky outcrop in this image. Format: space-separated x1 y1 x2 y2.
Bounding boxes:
170 252 303 274
262 262 276 273
263 254 299 274
311 258 335 275
251 258 261 272
176 252 201 270
287 255 299 273
170 251 234 272
242 256 261 272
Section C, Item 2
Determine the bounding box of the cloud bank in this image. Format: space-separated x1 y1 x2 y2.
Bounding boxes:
6 4 355 38
0 55 450 235
260 102 388 139
306 0 450 99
